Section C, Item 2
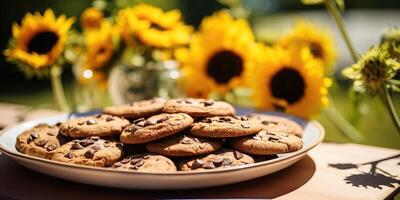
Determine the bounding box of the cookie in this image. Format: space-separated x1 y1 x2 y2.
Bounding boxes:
247 114 303 137
51 136 123 167
120 113 193 144
190 116 262 138
179 149 254 171
103 98 165 119
162 98 235 117
111 153 176 173
146 134 222 157
16 124 62 159
59 114 130 138
230 131 303 155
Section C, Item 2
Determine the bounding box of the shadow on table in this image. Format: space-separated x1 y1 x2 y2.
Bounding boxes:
328 154 400 190
0 155 316 199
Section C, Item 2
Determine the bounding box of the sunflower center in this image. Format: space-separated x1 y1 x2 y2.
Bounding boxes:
27 31 59 54
150 22 167 31
206 50 243 84
270 67 305 104
309 42 323 58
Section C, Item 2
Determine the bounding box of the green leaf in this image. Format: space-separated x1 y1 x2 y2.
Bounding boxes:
301 0 325 5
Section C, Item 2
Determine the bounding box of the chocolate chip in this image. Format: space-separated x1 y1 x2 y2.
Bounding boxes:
268 135 281 141
191 159 204 169
130 158 143 166
112 162 122 168
79 139 95 147
84 149 95 158
240 117 249 121
91 136 100 141
35 140 48 147
222 157 233 166
133 118 145 124
133 160 144 167
106 116 114 122
71 142 83 150
77 122 85 125
56 122 62 126
144 119 156 126
143 155 150 159
262 121 278 125
184 99 192 104
30 132 38 139
86 120 97 125
64 152 74 159
103 141 111 147
95 114 102 118
46 132 55 136
212 156 224 166
46 144 58 151
203 100 214 107
241 123 250 128
234 151 244 159
120 158 131 164
156 116 169 123
202 161 216 169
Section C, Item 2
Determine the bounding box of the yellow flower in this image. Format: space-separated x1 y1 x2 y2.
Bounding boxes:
4 9 74 69
277 20 337 70
343 45 400 94
247 46 332 119
81 7 103 30
116 3 192 48
83 21 116 69
178 11 258 98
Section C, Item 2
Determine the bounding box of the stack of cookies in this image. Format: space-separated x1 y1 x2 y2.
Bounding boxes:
15 98 304 173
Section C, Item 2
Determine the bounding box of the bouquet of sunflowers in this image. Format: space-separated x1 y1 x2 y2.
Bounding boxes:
4 0 399 139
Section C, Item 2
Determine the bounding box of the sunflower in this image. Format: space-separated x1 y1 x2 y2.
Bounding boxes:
277 20 337 70
4 9 74 69
342 45 400 94
247 46 332 119
116 3 192 48
82 21 117 70
178 11 258 98
81 7 103 30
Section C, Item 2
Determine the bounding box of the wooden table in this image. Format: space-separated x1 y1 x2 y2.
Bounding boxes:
0 103 399 199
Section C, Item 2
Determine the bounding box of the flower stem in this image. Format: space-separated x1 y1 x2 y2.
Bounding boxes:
50 65 69 112
324 0 359 62
379 87 400 134
323 93 364 141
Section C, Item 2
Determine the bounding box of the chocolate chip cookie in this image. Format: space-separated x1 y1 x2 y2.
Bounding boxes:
51 137 123 167
247 114 303 137
16 124 62 159
111 153 176 173
162 98 235 117
230 131 303 155
120 113 194 144
59 114 130 138
190 116 262 138
146 134 222 157
103 98 165 119
179 149 254 171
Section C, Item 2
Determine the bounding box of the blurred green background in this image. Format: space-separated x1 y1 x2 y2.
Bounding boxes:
0 0 399 149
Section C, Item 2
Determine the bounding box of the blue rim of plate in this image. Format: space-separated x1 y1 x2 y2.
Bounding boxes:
0 108 324 176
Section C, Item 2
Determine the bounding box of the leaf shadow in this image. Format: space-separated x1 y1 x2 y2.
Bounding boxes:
328 154 400 190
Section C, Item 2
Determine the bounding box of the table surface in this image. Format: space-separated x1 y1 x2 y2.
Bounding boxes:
0 103 399 199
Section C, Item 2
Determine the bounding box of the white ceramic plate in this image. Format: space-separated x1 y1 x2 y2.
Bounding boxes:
0 112 324 189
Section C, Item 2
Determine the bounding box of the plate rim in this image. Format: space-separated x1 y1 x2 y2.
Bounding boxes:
0 114 324 176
